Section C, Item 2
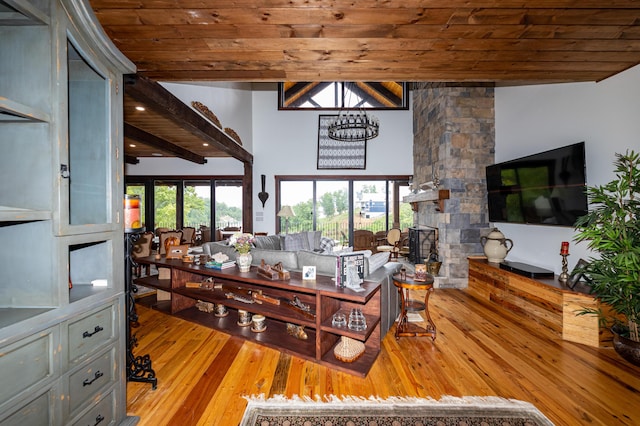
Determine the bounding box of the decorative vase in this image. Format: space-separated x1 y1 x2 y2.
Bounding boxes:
480 227 514 263
612 325 640 367
236 252 252 272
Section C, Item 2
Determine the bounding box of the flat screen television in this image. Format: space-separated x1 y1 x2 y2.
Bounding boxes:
486 142 588 226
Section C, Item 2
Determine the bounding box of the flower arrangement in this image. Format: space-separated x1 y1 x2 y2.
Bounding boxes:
229 232 255 254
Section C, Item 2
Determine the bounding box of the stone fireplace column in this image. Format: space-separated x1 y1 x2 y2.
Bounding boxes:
411 84 495 288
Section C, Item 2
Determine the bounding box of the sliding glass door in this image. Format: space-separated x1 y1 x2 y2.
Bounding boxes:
154 180 178 230
316 180 349 243
183 180 211 229
215 180 243 230
277 176 411 245
279 181 313 233
126 176 243 235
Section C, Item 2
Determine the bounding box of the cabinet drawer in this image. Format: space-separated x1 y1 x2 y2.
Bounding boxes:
0 329 56 406
68 304 116 363
71 389 116 426
69 347 116 415
0 390 52 426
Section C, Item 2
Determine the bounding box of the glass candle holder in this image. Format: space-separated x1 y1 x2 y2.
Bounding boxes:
348 308 367 331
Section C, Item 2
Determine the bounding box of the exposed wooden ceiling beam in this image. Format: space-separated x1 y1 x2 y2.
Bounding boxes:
124 74 253 164
124 154 140 165
125 123 207 164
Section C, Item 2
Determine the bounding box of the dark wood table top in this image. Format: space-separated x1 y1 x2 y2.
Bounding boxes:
392 272 434 287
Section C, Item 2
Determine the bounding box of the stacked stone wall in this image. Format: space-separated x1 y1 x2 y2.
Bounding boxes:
412 84 495 288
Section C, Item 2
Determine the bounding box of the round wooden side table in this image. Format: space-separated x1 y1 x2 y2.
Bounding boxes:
393 272 436 340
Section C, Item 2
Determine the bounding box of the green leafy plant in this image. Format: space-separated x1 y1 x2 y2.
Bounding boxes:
574 150 640 342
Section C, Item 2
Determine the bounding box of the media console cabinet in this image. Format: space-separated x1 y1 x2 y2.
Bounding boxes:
134 257 382 377
467 257 612 348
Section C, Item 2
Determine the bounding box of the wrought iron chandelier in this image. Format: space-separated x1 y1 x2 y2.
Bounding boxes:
327 83 380 142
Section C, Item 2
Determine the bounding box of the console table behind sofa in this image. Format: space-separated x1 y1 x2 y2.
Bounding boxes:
136 256 398 377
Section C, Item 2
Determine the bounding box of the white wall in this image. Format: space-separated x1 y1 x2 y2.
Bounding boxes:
126 82 415 234
495 64 640 274
251 84 414 234
125 157 244 175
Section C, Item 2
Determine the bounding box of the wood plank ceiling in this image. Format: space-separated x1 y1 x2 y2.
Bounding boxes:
88 1 640 161
90 0 640 84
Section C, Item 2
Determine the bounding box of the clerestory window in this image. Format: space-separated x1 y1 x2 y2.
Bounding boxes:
278 82 409 110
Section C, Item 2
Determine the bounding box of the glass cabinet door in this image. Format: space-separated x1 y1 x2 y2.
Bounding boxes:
58 37 115 234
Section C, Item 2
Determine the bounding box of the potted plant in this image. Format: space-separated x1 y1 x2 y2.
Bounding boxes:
573 150 640 365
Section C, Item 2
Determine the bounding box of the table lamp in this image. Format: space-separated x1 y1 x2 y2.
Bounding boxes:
277 205 295 234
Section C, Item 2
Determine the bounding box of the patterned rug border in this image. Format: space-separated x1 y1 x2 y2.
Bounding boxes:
240 394 555 426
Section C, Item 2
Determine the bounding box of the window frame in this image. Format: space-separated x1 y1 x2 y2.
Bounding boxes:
275 175 412 244
125 175 243 233
278 82 409 110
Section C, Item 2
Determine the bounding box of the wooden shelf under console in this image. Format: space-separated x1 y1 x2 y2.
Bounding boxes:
467 257 612 348
135 256 382 376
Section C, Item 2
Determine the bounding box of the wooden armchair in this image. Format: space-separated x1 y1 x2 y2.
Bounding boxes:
132 231 154 276
353 229 376 252
181 227 196 245
399 234 411 259
155 227 170 236
159 230 183 255
200 226 212 243
376 228 401 259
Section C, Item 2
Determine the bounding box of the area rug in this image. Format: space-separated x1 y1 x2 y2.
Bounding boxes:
239 395 554 426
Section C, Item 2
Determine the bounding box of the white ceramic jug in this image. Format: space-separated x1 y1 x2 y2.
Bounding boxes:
480 228 514 263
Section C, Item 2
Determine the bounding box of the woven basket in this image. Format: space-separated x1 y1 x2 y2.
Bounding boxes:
334 336 365 363
224 127 242 145
191 101 222 128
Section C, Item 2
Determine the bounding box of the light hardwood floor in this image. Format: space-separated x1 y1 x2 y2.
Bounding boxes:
127 289 640 425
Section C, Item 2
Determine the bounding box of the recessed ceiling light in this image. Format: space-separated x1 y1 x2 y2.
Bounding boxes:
151 153 162 156
129 143 136 148
203 143 209 146
135 106 145 111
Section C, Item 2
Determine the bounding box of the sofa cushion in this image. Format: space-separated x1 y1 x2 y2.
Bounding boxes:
253 234 281 250
297 250 338 276
250 248 298 270
368 251 390 273
202 241 236 259
283 232 310 251
297 249 380 277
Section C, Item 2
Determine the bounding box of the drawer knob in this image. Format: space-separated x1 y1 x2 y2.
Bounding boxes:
92 414 105 426
83 325 104 338
83 370 104 386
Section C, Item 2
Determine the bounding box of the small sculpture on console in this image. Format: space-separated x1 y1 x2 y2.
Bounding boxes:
257 259 290 280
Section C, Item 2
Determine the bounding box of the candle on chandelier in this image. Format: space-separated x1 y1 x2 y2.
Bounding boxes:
560 241 570 255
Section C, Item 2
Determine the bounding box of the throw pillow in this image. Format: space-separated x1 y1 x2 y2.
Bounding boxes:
283 232 310 251
319 236 335 254
305 230 322 251
253 234 281 250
